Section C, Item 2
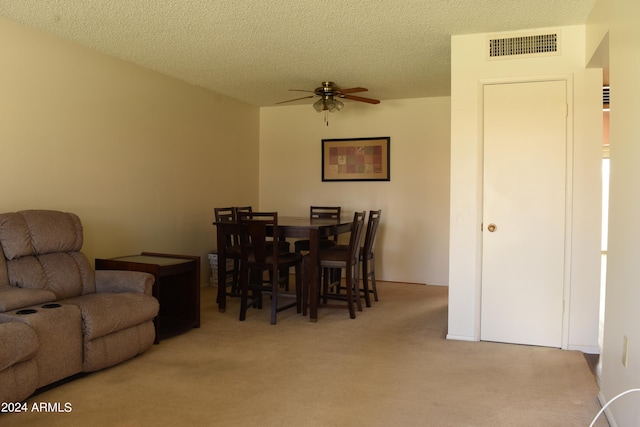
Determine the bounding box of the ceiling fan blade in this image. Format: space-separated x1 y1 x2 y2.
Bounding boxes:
341 94 380 104
275 95 315 104
288 89 316 93
337 87 368 94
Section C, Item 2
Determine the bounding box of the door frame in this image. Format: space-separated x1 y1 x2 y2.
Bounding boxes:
478 74 574 349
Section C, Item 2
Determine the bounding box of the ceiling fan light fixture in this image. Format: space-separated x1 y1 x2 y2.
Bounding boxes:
325 99 337 112
313 98 324 112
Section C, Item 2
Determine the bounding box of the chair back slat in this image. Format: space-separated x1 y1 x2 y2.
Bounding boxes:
363 210 382 258
310 206 341 220
348 211 366 262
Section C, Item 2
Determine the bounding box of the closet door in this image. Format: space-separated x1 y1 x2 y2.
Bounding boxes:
481 80 567 347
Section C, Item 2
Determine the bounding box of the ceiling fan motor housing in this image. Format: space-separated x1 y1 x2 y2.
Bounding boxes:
315 82 337 97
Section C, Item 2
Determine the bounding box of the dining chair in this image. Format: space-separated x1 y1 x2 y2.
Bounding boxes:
236 206 291 253
237 211 304 324
360 210 382 307
312 211 366 319
294 206 342 253
236 206 292 290
214 206 242 297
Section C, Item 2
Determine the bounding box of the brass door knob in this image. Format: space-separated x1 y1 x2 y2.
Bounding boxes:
487 223 497 232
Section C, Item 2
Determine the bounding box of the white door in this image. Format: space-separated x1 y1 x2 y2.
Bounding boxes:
480 80 567 348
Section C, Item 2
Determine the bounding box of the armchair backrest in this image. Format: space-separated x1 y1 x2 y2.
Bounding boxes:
0 210 96 299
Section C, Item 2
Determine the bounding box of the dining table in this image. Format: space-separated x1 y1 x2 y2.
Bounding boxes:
213 216 353 322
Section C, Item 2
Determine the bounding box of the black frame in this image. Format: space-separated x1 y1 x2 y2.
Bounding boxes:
321 137 390 182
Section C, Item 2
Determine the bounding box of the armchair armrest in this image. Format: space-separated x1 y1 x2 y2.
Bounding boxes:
0 288 57 313
95 270 155 295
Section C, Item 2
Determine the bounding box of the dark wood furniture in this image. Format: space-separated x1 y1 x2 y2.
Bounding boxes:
214 207 242 296
361 209 382 306
317 211 366 319
214 216 352 321
294 206 342 253
237 211 304 324
95 252 200 343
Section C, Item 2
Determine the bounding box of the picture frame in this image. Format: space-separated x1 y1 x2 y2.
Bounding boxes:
321 137 390 182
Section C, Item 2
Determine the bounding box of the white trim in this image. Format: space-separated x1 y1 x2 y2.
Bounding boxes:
446 334 478 342
597 391 618 427
567 344 600 354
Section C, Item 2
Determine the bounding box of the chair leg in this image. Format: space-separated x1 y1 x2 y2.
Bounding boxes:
370 272 378 302
332 268 341 294
280 268 289 291
322 268 330 305
302 256 310 316
239 268 249 321
361 259 372 307
345 268 356 319
271 268 279 325
353 263 363 312
370 255 378 302
232 259 241 294
295 262 302 314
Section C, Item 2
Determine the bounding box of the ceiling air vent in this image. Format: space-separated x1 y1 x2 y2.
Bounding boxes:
488 33 559 59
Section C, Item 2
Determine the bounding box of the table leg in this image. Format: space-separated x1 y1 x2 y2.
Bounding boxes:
309 229 320 322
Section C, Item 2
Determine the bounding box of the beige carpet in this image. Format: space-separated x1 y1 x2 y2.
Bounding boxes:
1 283 608 427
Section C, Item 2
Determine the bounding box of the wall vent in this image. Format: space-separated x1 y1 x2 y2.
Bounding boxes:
488 33 559 59
603 86 610 109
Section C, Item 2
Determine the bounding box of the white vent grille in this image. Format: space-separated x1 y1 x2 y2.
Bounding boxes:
488 33 558 58
603 86 610 108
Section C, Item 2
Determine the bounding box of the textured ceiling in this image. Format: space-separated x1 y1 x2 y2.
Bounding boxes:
0 0 597 107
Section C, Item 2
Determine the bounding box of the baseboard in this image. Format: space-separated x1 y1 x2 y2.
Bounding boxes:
596 390 617 427
568 344 601 354
446 334 477 342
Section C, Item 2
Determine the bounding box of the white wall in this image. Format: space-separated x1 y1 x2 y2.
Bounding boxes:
448 25 603 352
259 98 450 285
0 18 260 282
589 0 640 425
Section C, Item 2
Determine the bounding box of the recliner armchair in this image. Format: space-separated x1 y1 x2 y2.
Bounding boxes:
0 210 159 402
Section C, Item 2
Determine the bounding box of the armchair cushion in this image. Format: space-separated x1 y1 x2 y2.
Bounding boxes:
0 288 56 313
6 252 95 298
0 210 82 260
95 270 154 295
0 322 38 371
0 211 96 298
0 322 39 403
61 293 159 341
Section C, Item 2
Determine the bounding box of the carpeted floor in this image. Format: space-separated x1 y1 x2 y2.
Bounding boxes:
1 282 608 426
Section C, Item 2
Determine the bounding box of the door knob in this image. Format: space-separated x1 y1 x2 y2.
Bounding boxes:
487 223 497 232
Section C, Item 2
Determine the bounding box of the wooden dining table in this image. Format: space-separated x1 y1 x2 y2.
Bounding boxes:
213 216 353 322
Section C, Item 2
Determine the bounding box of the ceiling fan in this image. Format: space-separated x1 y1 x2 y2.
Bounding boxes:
276 82 380 124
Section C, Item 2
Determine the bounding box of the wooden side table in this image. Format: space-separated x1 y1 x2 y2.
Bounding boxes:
95 252 200 343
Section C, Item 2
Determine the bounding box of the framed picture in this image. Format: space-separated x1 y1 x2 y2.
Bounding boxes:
321 137 390 182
